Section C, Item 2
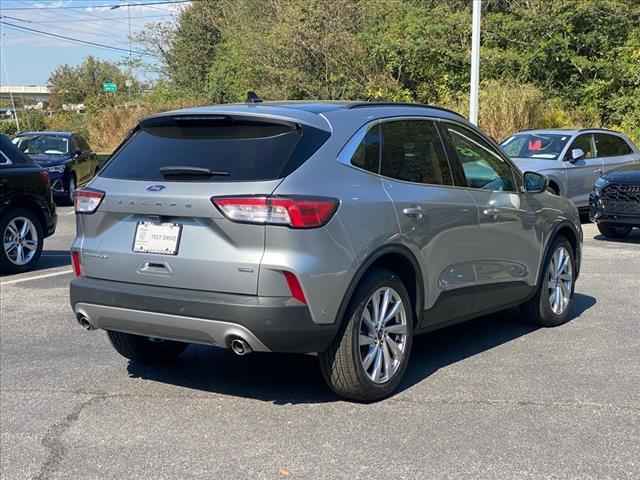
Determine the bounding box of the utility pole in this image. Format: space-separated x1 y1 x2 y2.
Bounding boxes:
469 0 481 125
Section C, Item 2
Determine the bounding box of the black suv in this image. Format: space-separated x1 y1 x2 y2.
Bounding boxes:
0 134 57 273
12 131 99 205
590 163 640 239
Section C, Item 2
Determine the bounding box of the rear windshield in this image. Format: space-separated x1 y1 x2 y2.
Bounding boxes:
101 116 329 182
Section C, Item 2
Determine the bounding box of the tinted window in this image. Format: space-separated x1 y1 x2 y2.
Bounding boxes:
75 135 91 152
380 120 453 185
500 133 570 160
595 133 632 157
101 117 329 182
351 125 380 173
447 125 514 191
569 134 595 159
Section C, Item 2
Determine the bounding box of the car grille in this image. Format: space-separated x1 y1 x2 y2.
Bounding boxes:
601 184 640 214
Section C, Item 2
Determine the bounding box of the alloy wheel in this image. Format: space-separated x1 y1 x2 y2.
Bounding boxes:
547 246 573 315
3 216 39 266
358 287 408 384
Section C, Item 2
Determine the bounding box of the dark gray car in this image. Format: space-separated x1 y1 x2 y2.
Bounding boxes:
501 128 640 210
69 102 583 402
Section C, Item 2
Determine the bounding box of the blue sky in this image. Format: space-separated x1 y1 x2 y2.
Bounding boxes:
0 0 188 85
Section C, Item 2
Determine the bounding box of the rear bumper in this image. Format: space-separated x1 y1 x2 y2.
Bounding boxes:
69 277 338 353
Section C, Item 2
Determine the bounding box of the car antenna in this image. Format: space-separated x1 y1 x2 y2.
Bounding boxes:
246 91 263 104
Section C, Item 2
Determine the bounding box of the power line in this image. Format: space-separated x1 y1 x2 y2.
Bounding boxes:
1 14 173 24
0 20 158 57
0 1 191 11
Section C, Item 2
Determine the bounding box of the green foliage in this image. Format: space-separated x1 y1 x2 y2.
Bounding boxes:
0 121 17 137
66 0 630 147
48 56 140 109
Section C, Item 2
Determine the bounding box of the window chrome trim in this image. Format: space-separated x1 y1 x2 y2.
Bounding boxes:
336 114 523 193
0 150 12 165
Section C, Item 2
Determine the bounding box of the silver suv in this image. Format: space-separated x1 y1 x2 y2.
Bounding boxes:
501 129 640 209
70 102 582 402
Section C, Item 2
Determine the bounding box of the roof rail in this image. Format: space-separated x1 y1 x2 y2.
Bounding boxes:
577 127 622 134
346 102 465 119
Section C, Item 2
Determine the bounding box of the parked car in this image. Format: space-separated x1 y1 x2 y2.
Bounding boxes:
500 128 640 211
12 131 99 205
0 134 57 273
69 102 582 402
590 163 640 239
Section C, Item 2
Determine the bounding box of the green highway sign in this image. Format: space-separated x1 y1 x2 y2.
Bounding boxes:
102 82 117 93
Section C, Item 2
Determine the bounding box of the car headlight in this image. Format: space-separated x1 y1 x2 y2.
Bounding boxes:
46 165 66 173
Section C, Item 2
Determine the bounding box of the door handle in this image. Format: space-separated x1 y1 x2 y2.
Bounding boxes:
483 207 500 217
402 206 423 219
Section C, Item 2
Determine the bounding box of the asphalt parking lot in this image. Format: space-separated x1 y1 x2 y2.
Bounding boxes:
1 207 639 480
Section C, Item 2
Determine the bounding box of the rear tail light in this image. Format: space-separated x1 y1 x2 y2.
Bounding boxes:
75 189 105 214
212 196 338 229
71 251 82 277
283 271 307 304
39 170 50 184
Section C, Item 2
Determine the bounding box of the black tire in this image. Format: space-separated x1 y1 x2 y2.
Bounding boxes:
319 269 414 402
63 175 76 206
107 331 188 364
521 236 576 327
597 222 632 239
0 208 44 274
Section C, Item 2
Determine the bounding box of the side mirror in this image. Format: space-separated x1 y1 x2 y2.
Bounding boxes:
567 148 585 163
523 171 548 193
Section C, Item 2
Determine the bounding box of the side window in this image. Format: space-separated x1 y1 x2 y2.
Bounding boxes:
0 149 11 166
446 125 515 191
76 136 91 152
569 134 595 159
595 133 632 157
379 120 453 186
351 125 380 174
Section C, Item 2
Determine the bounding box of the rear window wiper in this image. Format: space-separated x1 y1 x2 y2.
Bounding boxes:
159 166 230 177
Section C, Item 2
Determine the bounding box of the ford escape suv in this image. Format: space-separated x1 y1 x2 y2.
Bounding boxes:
70 102 582 402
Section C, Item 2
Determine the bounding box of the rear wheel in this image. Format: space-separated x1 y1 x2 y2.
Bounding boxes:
319 269 413 402
107 331 188 364
64 175 76 206
522 236 576 327
597 223 632 239
0 208 44 274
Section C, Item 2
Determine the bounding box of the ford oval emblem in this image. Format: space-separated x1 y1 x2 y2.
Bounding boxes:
146 185 166 192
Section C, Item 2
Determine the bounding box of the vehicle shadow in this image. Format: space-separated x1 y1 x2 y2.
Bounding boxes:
126 292 596 405
38 250 71 269
593 230 640 244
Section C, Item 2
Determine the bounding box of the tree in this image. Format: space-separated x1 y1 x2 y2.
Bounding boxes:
48 56 139 109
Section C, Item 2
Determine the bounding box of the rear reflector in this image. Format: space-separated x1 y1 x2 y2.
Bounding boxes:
283 271 307 304
212 196 338 229
75 189 105 214
71 251 82 277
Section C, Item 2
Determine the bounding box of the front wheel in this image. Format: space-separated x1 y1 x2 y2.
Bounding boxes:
597 223 632 239
107 331 188 364
64 175 76 206
521 236 576 327
319 269 414 402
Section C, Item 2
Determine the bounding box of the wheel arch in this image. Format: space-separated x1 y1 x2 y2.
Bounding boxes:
2 194 47 233
334 244 425 328
538 221 581 286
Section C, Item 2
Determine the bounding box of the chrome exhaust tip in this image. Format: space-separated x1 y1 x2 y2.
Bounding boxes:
230 338 252 356
76 312 95 331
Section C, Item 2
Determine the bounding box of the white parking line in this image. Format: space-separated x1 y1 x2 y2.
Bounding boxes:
1 269 73 286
